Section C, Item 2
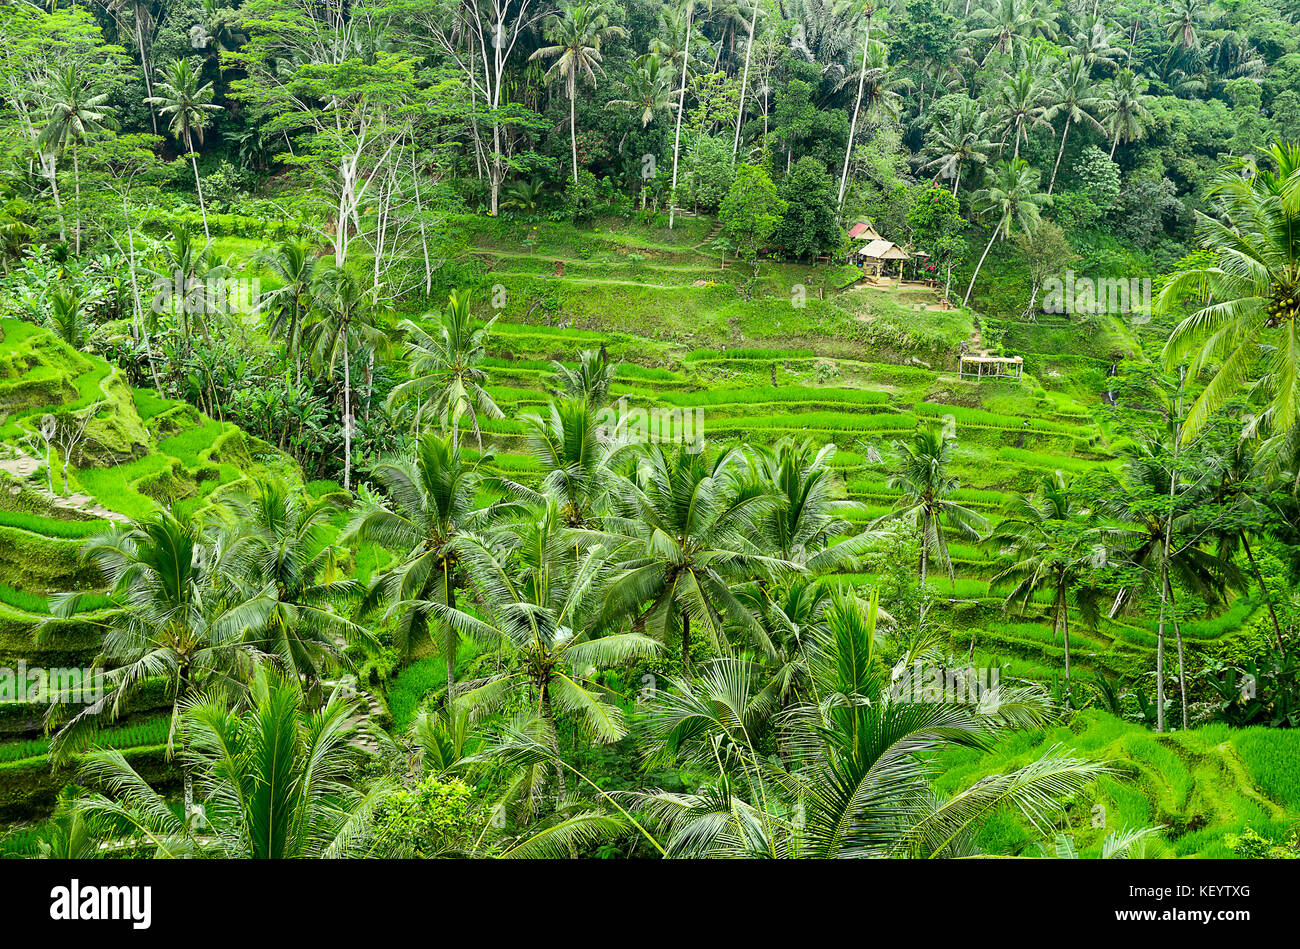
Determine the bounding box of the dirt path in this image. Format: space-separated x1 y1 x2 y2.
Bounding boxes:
0 446 127 523
686 219 724 251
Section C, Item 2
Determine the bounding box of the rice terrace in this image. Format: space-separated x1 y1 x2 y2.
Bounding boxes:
0 0 1298 902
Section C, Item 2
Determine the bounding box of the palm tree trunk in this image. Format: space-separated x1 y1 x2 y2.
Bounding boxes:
732 0 760 158
42 151 65 242
1109 129 1119 160
951 161 961 197
189 144 211 242
445 560 458 694
963 227 1000 306
342 329 352 490
669 10 694 229
178 663 195 823
1166 574 1189 730
135 11 157 135
1242 534 1286 656
836 15 873 211
1061 595 1072 704
1158 370 1184 731
1156 564 1167 732
569 85 579 184
72 143 81 256
122 197 163 393
540 681 567 799
681 606 691 676
1048 114 1071 195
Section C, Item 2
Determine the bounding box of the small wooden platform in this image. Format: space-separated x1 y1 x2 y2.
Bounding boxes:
959 354 1023 381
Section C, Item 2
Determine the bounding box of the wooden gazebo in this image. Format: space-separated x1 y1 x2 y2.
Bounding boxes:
855 239 910 278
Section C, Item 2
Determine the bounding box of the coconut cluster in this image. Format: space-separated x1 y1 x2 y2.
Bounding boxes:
1265 287 1299 327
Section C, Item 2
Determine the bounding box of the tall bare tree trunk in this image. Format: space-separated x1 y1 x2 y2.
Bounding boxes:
732 0 760 157
135 11 157 134
963 227 999 306
669 8 694 229
836 14 873 212
1048 114 1071 195
1155 574 1167 732
189 142 210 241
72 144 81 255
445 561 458 694
569 85 579 183
1061 596 1072 704
1243 534 1286 656
342 329 352 490
681 607 691 676
1166 574 1189 730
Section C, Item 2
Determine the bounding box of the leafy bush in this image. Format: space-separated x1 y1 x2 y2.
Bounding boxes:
372 775 477 856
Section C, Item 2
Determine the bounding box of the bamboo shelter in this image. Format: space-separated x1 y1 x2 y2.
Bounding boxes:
958 354 1024 381
855 239 911 278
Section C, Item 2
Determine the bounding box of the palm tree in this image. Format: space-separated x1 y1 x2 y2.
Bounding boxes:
637 593 1108 857
439 502 662 797
969 0 1058 62
600 444 787 674
1101 68 1151 159
512 397 619 527
221 479 374 688
46 511 274 817
963 157 1051 306
993 68 1050 162
919 99 993 196
607 53 674 129
150 229 231 367
46 286 92 350
254 241 317 386
387 290 502 449
146 58 223 240
1159 143 1300 445
74 672 389 857
1068 12 1129 70
503 176 549 213
735 438 876 692
304 264 387 490
549 347 618 408
1044 55 1104 194
39 63 116 255
873 422 989 585
347 433 513 691
747 437 873 573
989 473 1105 701
531 1 626 185
1200 436 1288 656
1163 0 1205 51
1100 422 1239 731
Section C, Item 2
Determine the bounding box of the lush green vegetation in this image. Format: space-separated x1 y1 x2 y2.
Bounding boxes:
0 0 1298 863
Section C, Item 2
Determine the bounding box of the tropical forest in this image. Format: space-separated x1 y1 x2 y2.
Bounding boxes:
0 0 1297 870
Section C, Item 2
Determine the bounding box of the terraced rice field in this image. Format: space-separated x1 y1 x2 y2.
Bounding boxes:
0 319 298 810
